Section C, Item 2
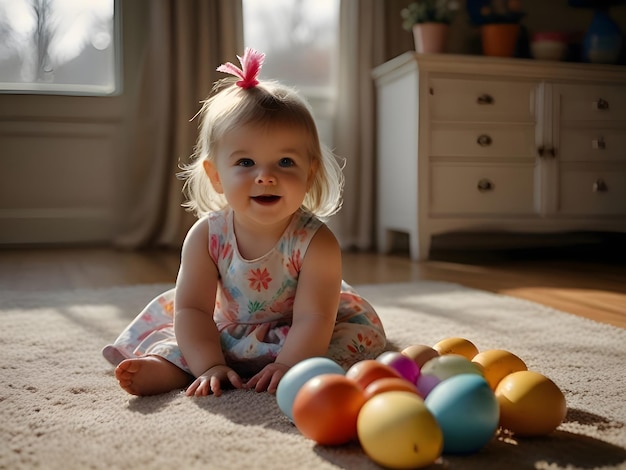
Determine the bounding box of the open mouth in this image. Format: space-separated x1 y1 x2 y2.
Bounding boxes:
252 195 281 204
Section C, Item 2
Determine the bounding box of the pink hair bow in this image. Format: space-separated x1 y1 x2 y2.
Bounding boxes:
216 48 265 89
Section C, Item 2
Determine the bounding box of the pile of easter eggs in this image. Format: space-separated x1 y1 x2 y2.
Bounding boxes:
276 337 567 469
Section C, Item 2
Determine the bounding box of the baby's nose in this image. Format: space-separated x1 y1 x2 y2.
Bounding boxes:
255 172 276 185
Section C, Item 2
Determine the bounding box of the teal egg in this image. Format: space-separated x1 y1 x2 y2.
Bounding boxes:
425 374 499 454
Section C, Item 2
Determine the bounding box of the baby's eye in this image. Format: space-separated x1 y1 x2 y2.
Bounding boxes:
279 157 295 167
236 158 255 167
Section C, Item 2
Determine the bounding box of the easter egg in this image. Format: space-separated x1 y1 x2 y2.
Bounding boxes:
292 374 366 445
276 357 345 421
401 344 440 368
472 349 527 390
346 359 401 389
433 337 479 360
357 391 443 469
377 351 421 384
363 377 419 400
415 373 441 398
425 374 499 454
495 371 567 436
421 354 483 382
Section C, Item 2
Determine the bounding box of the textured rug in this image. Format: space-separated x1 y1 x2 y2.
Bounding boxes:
1 281 625 470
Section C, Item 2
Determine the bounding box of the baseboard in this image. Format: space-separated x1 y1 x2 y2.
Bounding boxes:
0 208 113 244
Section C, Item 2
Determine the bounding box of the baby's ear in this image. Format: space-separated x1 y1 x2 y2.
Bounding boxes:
203 160 223 193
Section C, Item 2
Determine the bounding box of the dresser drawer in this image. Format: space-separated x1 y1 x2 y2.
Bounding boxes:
430 124 535 158
557 84 626 122
429 78 536 122
430 163 536 215
559 128 626 162
560 169 626 215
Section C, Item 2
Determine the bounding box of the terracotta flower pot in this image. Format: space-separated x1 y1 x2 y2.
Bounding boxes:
481 23 521 57
412 23 450 54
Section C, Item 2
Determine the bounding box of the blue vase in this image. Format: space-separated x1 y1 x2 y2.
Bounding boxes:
583 9 623 64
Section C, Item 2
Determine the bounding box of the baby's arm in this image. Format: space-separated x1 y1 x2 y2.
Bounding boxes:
246 224 342 393
174 218 243 396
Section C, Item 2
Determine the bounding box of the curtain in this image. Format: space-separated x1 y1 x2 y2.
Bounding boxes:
330 0 413 251
114 0 243 249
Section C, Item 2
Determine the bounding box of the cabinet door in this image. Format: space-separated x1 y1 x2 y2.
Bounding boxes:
557 84 626 122
559 128 626 163
560 169 626 215
430 163 537 216
429 78 536 122
430 123 535 159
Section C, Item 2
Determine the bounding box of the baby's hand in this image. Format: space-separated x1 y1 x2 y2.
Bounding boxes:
245 362 290 394
186 365 243 397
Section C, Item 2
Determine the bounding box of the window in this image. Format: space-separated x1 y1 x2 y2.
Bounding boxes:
0 0 118 95
243 0 339 144
243 0 339 91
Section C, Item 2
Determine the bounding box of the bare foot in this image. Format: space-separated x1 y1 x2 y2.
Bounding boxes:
115 356 191 396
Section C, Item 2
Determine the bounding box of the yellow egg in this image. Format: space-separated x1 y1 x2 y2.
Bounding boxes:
357 391 442 469
472 349 527 390
433 337 479 360
495 370 567 436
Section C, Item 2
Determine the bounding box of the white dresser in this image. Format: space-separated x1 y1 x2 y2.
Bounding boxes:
372 52 626 260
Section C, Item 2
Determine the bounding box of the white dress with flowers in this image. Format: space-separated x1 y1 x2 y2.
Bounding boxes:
102 208 386 376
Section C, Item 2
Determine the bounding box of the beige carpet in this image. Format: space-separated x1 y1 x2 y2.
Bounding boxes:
1 281 625 470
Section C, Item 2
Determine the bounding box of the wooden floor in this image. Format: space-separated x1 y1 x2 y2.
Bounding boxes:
1 243 624 329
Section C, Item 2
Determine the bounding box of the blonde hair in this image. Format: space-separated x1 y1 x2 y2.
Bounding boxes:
180 78 344 219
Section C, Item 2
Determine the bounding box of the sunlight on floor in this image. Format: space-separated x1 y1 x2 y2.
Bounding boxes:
499 287 626 329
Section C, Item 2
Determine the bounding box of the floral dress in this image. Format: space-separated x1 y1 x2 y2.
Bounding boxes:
102 208 386 376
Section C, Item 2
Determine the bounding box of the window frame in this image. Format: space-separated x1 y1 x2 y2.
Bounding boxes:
0 0 122 97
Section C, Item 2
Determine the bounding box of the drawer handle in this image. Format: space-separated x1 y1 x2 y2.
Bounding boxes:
477 134 492 146
477 178 494 192
538 146 557 158
477 94 494 105
594 98 609 111
592 137 606 150
593 179 608 193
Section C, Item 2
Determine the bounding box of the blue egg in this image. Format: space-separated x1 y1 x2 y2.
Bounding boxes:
275 357 345 422
425 374 499 454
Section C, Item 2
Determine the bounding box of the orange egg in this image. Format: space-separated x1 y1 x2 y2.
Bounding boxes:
433 337 479 360
472 349 527 390
363 377 419 400
346 360 401 390
292 374 366 445
401 344 440 368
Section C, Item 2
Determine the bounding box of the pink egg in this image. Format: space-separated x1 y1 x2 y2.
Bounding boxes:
377 351 420 384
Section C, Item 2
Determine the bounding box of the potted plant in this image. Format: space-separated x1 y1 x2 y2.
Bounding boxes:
401 0 460 54
466 0 525 57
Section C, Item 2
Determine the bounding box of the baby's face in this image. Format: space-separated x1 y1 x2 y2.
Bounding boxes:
205 123 316 230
